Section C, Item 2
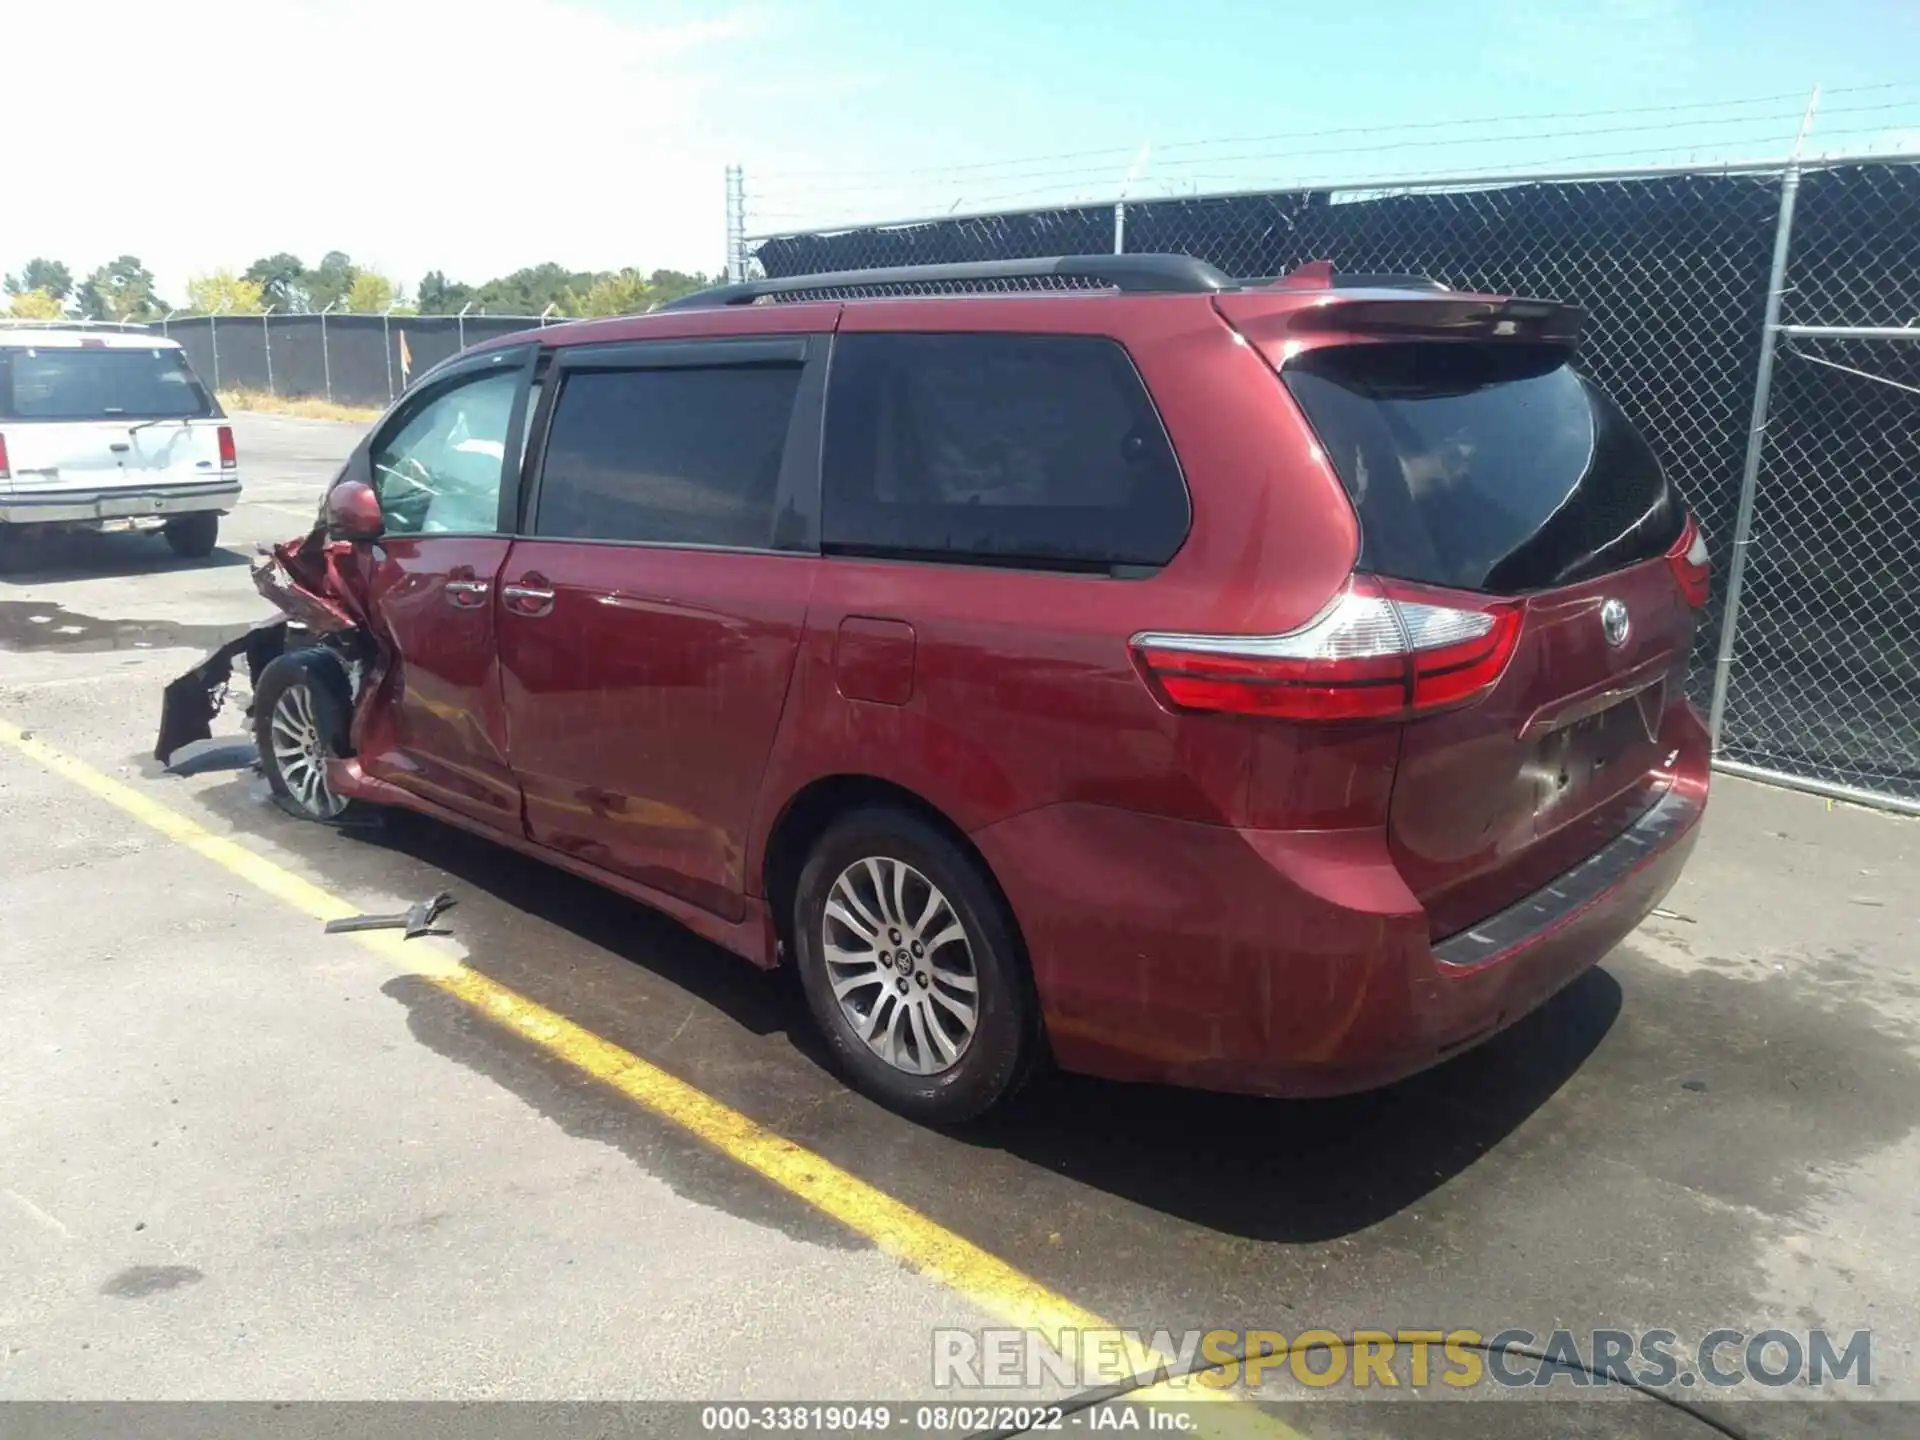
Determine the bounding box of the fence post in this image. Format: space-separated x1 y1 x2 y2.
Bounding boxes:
321 302 335 404
726 164 747 282
209 304 226 394
161 308 176 338
262 306 276 395
457 300 471 352
1113 201 1126 254
1706 161 1803 752
382 304 395 401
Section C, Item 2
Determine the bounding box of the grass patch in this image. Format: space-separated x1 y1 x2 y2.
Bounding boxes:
220 389 384 424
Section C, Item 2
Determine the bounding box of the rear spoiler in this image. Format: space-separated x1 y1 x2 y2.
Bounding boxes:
1284 294 1582 346
1219 259 1583 349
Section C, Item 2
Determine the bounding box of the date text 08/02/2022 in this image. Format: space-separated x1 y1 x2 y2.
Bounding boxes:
701 1405 1116 1433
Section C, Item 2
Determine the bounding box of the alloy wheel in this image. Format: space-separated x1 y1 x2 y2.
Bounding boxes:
268 683 347 819
822 855 979 1076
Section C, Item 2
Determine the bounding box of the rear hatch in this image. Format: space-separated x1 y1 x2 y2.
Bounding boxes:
0 341 227 502
1223 292 1702 938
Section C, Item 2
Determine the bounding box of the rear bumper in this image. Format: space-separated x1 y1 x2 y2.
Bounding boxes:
972 707 1710 1098
0 478 242 525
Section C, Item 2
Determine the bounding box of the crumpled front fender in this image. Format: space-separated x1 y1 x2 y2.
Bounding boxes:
153 525 380 767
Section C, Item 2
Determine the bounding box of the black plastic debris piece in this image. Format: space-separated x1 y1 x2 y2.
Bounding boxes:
323 891 455 940
154 620 290 766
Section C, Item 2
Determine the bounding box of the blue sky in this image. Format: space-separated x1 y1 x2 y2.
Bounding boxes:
9 0 1920 302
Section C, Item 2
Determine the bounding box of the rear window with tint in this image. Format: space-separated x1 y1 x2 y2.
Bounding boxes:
822 333 1189 570
0 346 216 421
1283 343 1683 594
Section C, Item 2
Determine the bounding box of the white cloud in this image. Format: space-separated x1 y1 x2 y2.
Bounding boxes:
6 0 749 300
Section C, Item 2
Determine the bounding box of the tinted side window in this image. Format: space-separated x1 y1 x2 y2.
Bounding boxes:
535 365 803 549
821 334 1189 570
1282 343 1683 594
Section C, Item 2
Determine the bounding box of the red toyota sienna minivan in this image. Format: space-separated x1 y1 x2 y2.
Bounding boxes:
222 254 1711 1123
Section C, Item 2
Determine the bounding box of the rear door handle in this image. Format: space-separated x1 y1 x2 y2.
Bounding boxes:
503 581 555 618
444 578 491 609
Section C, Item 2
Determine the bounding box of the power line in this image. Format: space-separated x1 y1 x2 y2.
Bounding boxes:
746 100 1920 226
744 135 1920 233
755 108 1818 201
755 80 1919 185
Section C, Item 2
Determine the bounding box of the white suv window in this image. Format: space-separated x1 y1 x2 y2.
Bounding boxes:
1 346 214 420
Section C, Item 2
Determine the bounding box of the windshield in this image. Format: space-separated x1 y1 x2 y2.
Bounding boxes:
0 346 218 422
1283 342 1683 594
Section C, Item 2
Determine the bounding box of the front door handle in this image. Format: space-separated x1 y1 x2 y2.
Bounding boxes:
444 578 491 609
502 580 555 618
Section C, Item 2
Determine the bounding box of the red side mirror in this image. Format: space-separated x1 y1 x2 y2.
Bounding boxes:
325 479 384 543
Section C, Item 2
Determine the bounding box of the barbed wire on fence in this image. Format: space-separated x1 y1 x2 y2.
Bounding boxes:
739 81 1920 238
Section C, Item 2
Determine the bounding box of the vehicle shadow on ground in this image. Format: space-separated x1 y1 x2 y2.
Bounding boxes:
207 792 1620 1244
0 533 249 582
966 968 1621 1242
350 808 818 1050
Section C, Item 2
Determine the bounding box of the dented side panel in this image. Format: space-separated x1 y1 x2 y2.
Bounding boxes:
352 535 521 830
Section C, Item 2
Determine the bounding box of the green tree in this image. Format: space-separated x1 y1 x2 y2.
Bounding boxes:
185 270 266 314
7 288 66 320
345 270 396 313
646 268 712 306
243 252 308 311
77 255 163 321
416 270 475 314
472 262 594 315
304 251 358 312
568 268 657 317
5 258 74 302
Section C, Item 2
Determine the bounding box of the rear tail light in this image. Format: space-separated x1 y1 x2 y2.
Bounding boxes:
1132 577 1523 723
217 425 237 470
1667 514 1709 608
0 432 10 481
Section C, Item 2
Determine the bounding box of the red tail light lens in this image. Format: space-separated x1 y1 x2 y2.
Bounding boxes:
1667 514 1709 608
217 425 237 470
1132 578 1523 723
0 432 10 481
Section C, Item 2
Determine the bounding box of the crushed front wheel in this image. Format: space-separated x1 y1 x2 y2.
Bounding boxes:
253 649 360 822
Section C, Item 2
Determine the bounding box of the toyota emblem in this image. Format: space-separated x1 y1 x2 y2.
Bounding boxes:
1600 598 1631 648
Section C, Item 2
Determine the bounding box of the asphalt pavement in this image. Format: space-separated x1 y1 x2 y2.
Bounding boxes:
2 414 1916 1438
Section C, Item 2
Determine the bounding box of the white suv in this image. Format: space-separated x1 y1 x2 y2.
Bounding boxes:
0 322 240 558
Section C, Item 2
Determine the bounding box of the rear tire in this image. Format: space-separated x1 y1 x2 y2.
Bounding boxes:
164 511 220 559
253 649 360 822
0 525 37 573
792 807 1037 1124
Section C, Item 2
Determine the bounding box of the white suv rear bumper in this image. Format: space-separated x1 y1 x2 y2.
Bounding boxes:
0 478 242 526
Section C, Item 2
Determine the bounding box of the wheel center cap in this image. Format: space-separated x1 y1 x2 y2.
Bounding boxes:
895 950 914 975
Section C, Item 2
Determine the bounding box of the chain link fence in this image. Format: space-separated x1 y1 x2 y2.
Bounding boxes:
155 311 552 409
1711 331 1919 805
745 155 1920 814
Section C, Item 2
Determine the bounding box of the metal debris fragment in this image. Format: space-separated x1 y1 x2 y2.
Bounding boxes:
323 892 456 940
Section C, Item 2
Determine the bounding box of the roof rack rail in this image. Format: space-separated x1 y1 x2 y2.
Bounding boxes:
659 253 1236 310
0 317 154 332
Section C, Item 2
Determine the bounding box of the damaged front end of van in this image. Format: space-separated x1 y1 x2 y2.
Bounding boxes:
153 523 379 770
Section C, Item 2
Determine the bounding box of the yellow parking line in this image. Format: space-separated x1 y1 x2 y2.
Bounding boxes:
0 726 1298 1438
